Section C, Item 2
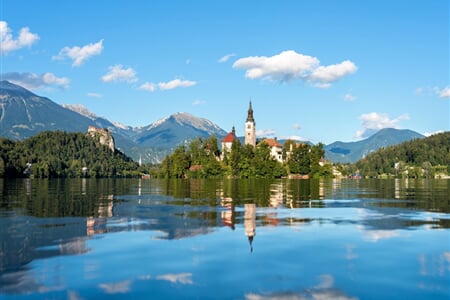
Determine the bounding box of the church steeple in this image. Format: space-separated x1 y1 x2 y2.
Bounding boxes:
245 99 256 147
246 100 255 123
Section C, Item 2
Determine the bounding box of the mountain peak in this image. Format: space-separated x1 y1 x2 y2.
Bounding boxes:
0 80 36 97
62 104 98 120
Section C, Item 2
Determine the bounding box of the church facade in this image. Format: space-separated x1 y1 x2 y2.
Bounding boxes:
221 100 283 162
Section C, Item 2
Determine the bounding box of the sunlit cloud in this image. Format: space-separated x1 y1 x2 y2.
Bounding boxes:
354 112 410 138
98 280 131 294
1 71 69 90
292 123 301 130
218 53 236 63
256 129 276 137
101 64 137 83
0 21 39 55
139 79 197 92
139 82 156 92
423 130 444 137
53 39 103 67
233 50 357 88
87 92 103 98
438 86 450 98
156 273 193 285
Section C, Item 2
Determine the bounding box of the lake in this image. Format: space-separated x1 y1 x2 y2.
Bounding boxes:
0 178 449 299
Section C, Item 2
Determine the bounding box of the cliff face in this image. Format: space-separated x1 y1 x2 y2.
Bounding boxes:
87 126 115 152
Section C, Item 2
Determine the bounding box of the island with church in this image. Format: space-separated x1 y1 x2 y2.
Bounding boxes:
159 100 332 179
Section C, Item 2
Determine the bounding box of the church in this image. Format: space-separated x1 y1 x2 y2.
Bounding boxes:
221 101 283 162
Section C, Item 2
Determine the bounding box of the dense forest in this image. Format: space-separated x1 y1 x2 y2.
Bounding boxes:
0 131 142 178
158 136 332 179
351 132 450 178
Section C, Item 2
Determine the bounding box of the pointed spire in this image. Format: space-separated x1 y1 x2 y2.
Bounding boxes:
246 99 254 122
232 125 236 135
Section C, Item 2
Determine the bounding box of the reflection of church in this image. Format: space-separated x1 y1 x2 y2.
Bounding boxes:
244 203 256 252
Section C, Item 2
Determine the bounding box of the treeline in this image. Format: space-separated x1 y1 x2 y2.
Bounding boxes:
158 136 332 179
352 132 450 178
0 131 141 178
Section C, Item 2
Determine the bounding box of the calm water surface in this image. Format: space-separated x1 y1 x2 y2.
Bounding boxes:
0 178 449 299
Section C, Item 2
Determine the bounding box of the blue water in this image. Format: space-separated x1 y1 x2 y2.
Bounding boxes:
0 178 449 299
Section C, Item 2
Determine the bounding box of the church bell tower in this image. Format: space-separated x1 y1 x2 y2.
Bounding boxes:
245 100 256 147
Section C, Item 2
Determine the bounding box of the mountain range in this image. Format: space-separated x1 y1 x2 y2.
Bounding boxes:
0 80 425 163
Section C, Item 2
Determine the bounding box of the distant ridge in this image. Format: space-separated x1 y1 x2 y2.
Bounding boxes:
325 128 425 163
0 81 427 164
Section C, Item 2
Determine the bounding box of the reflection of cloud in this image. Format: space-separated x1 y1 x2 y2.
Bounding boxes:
98 280 132 294
359 227 401 242
246 274 358 300
156 273 193 285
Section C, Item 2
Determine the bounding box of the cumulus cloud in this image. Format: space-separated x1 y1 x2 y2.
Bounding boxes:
439 86 450 98
0 21 39 55
232 50 357 87
139 82 156 92
87 92 103 98
218 53 236 63
139 79 197 92
256 129 276 137
53 39 103 67
159 79 196 90
101 64 137 83
1 71 69 90
355 112 410 138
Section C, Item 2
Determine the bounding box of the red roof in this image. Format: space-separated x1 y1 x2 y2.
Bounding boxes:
222 132 237 143
261 138 282 148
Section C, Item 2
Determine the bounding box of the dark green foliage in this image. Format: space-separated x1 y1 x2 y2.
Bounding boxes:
354 132 450 177
0 131 140 178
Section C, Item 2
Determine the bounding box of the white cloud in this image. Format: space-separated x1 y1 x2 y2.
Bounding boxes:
256 129 276 137
139 79 197 92
423 130 444 137
101 64 137 83
232 50 357 87
53 39 103 67
2 72 69 90
0 21 39 55
158 79 196 90
355 112 410 138
87 92 103 98
438 86 450 98
292 123 301 130
218 53 236 63
310 60 357 84
344 93 356 101
192 99 206 106
139 82 156 92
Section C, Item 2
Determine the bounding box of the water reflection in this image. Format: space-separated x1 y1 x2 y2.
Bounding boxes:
0 178 449 299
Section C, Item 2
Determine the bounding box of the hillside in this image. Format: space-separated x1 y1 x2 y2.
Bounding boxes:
0 131 140 178
325 128 424 163
354 131 450 177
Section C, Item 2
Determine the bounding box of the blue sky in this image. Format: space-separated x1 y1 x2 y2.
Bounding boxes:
1 0 448 144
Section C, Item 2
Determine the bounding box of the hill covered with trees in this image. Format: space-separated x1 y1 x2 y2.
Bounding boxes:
353 131 450 178
0 131 141 178
159 136 331 179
